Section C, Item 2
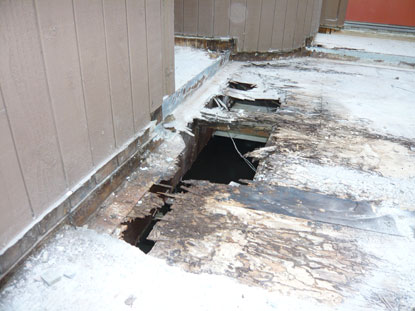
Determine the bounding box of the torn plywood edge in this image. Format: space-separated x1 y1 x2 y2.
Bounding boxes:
87 130 188 237
148 181 415 309
199 58 415 228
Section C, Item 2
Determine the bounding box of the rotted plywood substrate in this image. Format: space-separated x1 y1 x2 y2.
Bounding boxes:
148 181 415 308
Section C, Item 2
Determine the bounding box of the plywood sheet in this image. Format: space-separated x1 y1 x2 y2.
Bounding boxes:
149 181 415 309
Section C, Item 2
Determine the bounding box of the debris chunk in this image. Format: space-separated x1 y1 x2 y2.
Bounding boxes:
41 270 62 286
63 270 76 279
124 295 136 307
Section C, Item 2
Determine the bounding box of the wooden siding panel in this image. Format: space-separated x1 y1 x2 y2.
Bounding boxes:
213 0 231 37
311 0 322 34
178 0 322 52
244 0 263 51
338 0 349 26
162 0 175 95
0 0 67 215
282 0 299 51
103 0 135 147
0 92 4 111
183 0 198 35
126 0 151 130
229 0 247 51
303 0 314 38
73 0 116 165
174 0 184 33
0 110 33 251
258 0 276 51
320 0 348 27
271 0 288 50
36 0 93 187
293 0 308 48
198 0 214 37
146 0 164 112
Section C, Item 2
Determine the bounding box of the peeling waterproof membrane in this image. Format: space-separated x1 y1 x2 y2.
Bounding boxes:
182 135 265 184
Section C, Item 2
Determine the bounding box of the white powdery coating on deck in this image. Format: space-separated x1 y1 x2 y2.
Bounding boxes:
247 58 415 139
175 46 218 90
314 32 415 58
0 226 327 311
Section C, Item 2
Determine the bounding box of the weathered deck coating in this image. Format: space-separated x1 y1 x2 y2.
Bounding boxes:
147 57 413 309
1 43 410 309
85 55 415 310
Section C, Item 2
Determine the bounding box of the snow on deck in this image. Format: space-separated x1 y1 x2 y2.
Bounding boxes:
175 46 218 90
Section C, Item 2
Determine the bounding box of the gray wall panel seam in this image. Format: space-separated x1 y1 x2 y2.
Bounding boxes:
101 0 118 148
184 0 186 34
144 0 152 114
256 0 264 51
32 0 69 191
281 0 289 50
197 0 200 36
242 0 247 51
212 0 216 36
270 0 277 49
0 85 35 218
291 0 299 49
228 0 231 37
124 0 136 133
71 0 95 167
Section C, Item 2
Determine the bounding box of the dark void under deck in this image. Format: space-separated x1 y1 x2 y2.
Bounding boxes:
182 136 264 184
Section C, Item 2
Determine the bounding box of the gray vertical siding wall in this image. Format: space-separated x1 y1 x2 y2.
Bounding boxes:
0 0 174 254
175 0 323 52
320 0 349 28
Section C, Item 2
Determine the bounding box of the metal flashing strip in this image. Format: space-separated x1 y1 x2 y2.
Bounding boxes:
162 51 230 119
344 21 415 34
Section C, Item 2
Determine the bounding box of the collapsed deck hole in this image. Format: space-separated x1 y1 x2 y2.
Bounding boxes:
182 135 265 184
207 95 280 113
228 80 256 91
122 214 153 249
122 201 173 254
